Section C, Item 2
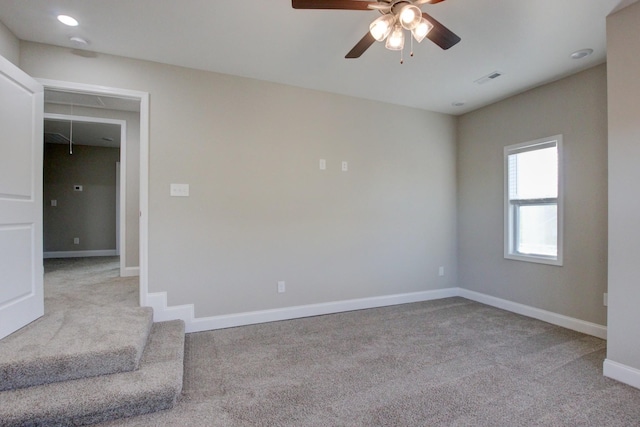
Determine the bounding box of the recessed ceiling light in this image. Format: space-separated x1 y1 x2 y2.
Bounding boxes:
69 36 89 46
57 15 79 26
452 101 465 107
570 49 593 60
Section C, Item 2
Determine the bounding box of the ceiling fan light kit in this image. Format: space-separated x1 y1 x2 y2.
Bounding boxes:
371 5 432 49
412 18 433 43
369 14 395 41
385 26 405 50
398 4 422 30
292 0 461 61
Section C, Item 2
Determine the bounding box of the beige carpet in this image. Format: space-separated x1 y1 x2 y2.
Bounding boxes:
92 297 640 426
0 257 184 426
1 257 146 391
44 256 138 311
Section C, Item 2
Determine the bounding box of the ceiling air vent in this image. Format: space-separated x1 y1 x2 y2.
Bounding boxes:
44 132 71 145
475 71 504 85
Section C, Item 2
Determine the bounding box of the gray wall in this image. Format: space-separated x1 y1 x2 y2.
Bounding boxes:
44 143 119 252
0 20 18 66
20 42 458 318
45 104 141 269
457 64 608 326
606 2 640 371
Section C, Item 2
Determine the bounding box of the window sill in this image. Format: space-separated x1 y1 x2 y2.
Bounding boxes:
504 253 563 266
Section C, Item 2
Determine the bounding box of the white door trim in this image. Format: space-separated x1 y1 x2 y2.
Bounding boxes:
44 113 127 275
116 161 120 256
37 78 149 305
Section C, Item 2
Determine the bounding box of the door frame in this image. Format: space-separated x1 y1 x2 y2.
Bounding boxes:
43 113 127 274
37 78 150 305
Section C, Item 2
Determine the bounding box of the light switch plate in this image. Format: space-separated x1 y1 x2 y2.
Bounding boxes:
170 183 189 197
319 159 326 170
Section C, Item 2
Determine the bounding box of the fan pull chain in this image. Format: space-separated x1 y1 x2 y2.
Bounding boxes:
410 36 414 57
400 44 404 64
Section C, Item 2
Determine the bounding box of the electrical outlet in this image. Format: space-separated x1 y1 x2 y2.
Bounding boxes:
73 237 80 245
74 185 83 192
319 159 326 170
51 200 57 207
341 161 348 172
278 281 286 293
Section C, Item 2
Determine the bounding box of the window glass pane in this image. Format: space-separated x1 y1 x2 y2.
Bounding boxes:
517 204 557 256
509 146 557 199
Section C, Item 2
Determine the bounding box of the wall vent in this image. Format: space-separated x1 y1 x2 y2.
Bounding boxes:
474 70 504 85
44 132 71 145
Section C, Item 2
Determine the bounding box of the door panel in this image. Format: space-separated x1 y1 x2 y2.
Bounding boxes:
0 55 44 340
0 226 33 302
0 75 34 197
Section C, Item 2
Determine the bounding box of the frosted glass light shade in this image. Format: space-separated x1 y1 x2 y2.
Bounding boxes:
385 26 405 51
369 14 395 41
411 18 433 43
399 5 422 30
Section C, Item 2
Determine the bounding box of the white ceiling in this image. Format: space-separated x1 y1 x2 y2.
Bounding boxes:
0 0 635 115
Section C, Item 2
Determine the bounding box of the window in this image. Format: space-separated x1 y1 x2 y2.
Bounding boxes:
504 135 563 265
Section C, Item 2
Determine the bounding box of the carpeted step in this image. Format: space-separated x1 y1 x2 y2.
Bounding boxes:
0 320 185 427
0 306 153 391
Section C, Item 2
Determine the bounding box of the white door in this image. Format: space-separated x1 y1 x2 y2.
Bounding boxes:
0 55 44 340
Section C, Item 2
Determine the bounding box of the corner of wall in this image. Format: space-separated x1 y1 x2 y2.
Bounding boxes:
0 19 20 66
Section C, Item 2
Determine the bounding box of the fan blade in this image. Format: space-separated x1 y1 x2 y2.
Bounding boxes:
414 0 447 5
292 0 374 10
368 4 391 10
422 12 461 50
345 32 376 58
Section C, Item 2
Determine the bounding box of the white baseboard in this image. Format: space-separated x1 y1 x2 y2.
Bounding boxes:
120 266 139 277
145 291 195 323
604 359 640 390
44 250 117 259
143 286 606 339
458 288 607 339
144 288 459 334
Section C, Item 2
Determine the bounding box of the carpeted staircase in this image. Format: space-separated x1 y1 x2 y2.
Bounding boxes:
0 305 185 426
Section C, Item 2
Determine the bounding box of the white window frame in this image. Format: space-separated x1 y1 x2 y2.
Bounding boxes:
504 135 563 266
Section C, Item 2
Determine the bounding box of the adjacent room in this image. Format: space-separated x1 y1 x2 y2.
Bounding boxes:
0 0 639 425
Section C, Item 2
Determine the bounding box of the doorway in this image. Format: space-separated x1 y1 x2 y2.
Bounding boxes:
43 82 142 277
42 114 126 274
37 78 150 306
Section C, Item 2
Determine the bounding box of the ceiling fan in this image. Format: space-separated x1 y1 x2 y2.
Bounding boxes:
292 0 461 60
